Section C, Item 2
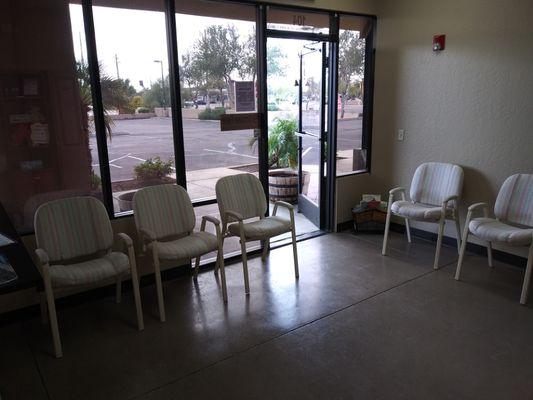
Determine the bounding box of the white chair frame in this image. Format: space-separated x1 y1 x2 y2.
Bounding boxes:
138 215 227 323
382 187 462 269
216 201 299 295
454 202 533 305
36 233 143 358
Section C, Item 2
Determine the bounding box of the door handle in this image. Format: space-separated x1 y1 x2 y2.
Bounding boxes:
296 131 321 140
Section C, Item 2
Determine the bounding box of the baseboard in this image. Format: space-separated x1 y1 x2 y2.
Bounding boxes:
406 226 527 269
337 221 527 269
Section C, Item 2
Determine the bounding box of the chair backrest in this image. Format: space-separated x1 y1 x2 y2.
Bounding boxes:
34 197 113 263
216 174 267 225
410 162 464 206
133 184 195 240
494 174 533 227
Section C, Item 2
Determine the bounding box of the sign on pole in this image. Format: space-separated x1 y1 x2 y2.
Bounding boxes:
234 81 255 112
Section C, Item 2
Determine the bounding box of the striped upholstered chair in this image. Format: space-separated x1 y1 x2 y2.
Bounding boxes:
382 162 464 269
455 174 533 304
215 173 298 295
34 197 143 358
133 184 227 322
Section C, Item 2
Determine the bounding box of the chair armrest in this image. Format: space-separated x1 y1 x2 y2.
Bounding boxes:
275 201 294 210
468 202 489 212
225 210 244 222
389 187 406 195
117 232 133 248
201 215 222 238
202 215 220 226
442 195 458 206
138 228 156 242
273 201 294 216
35 248 49 266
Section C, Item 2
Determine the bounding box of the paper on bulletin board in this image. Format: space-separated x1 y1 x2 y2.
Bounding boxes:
30 123 49 145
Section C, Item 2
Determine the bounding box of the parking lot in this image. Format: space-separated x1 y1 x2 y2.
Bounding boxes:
90 116 362 182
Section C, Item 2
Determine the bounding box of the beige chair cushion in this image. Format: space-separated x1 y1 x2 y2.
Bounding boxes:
49 252 130 288
391 201 454 221
469 218 533 246
151 232 219 260
228 216 291 240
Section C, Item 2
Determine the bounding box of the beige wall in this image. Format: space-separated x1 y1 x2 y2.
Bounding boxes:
338 0 533 258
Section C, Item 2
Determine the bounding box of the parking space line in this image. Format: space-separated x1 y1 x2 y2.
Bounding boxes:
203 149 258 159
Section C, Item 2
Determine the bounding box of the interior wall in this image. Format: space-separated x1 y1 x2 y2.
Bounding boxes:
338 0 533 257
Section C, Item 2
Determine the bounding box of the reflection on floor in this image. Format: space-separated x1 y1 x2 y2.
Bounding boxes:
3 231 532 399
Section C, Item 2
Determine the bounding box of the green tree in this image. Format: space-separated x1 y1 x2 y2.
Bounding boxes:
193 25 242 108
338 31 365 118
241 32 286 82
141 77 170 110
103 78 136 114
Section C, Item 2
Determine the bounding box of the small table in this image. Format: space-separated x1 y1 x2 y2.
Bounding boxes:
351 207 388 233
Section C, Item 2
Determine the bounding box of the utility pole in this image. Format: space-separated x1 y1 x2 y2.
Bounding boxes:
153 60 165 111
115 54 120 79
79 32 85 65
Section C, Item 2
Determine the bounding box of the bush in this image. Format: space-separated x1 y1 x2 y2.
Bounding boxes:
268 118 298 169
136 107 151 114
90 170 101 190
134 157 174 181
198 107 226 120
267 102 280 111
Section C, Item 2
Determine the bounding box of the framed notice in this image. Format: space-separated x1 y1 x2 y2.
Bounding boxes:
234 81 255 112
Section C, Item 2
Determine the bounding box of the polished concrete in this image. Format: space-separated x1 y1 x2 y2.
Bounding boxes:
1 231 532 399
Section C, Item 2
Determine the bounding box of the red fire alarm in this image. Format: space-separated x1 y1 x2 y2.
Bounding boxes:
433 34 445 51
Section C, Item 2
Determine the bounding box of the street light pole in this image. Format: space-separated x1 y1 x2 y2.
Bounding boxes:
153 60 165 112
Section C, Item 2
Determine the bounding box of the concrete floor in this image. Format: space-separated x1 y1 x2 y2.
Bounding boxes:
1 231 532 399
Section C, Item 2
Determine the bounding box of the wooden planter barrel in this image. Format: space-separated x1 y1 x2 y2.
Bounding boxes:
268 170 310 204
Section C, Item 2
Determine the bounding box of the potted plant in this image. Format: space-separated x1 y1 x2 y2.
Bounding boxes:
117 157 174 212
250 118 310 203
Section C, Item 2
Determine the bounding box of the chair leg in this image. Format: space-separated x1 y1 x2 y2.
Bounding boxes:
433 218 446 270
40 293 48 325
239 235 250 295
218 244 228 302
519 242 533 305
291 227 299 279
115 279 122 304
455 229 470 280
194 256 201 280
454 217 462 255
487 242 494 268
215 236 225 274
43 276 62 358
152 252 166 322
382 207 392 256
404 218 412 243
128 247 144 331
261 239 269 262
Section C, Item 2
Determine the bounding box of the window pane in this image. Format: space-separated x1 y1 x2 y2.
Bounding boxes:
336 15 371 175
0 1 103 234
176 0 258 202
267 7 329 34
91 1 175 215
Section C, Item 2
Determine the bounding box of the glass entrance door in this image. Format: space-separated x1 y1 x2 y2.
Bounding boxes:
266 37 328 233
297 42 327 227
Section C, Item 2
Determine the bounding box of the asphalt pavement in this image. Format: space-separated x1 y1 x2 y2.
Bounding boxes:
90 117 361 182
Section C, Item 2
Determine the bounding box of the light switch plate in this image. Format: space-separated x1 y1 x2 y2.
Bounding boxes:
398 129 405 141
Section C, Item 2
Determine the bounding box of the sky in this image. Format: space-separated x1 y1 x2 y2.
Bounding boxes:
69 4 325 93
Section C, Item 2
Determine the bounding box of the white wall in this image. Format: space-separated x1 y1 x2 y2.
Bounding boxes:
339 0 533 257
